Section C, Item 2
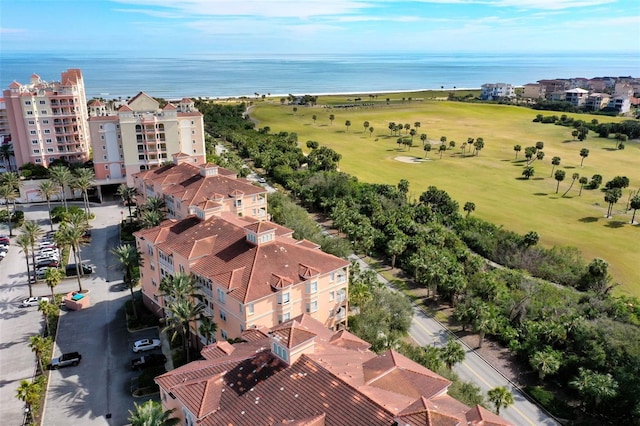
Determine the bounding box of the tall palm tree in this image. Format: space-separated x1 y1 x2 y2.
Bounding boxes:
1 171 21 201
159 273 198 302
56 224 86 292
140 210 163 229
38 180 57 232
22 221 44 285
73 168 95 219
439 337 465 370
111 244 142 319
49 165 73 209
530 347 562 381
29 334 49 374
198 316 218 345
554 170 566 193
163 298 205 363
128 400 179 426
562 172 580 197
39 299 59 337
0 144 14 171
629 194 640 224
487 386 514 415
16 379 40 422
16 233 33 296
0 184 17 236
117 184 138 218
44 267 64 299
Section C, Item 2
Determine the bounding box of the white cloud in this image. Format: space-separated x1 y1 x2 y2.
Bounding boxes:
113 8 184 18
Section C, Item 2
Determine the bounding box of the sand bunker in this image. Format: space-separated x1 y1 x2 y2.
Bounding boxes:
394 156 427 163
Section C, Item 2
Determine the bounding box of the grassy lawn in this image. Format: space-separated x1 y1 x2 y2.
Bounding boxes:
251 96 640 296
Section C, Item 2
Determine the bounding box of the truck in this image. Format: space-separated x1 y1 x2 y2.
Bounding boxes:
51 352 82 369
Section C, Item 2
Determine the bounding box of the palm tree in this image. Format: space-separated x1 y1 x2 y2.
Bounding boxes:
562 172 580 197
163 298 205 363
578 176 588 196
73 168 95 219
198 316 218 345
579 148 589 167
550 156 561 177
141 210 163 229
311 114 317 124
0 185 17 236
522 166 535 180
44 267 64 299
38 180 58 231
56 224 86 291
473 138 484 156
420 133 427 146
111 244 142 319
22 221 44 285
570 367 618 409
629 194 640 224
16 379 40 422
439 144 447 159
49 165 73 209
160 273 198 301
554 170 566 193
345 120 351 132
530 347 562 381
513 144 521 160
487 386 514 415
29 334 50 373
423 144 431 159
0 144 14 171
363 121 369 133
463 201 476 217
439 337 465 370
143 196 166 215
604 188 622 218
128 400 179 426
117 184 138 218
329 114 335 125
386 237 406 269
39 299 58 337
368 126 374 137
1 172 22 212
16 234 33 296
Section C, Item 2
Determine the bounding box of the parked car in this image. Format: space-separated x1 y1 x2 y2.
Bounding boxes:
0 251 7 258
0 236 10 245
257 177 267 184
130 353 167 370
132 338 161 353
65 263 94 277
37 259 59 268
51 352 82 369
37 241 56 249
21 296 50 307
38 248 58 256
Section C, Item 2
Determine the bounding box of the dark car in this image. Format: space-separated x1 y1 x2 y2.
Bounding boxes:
65 263 94 277
130 353 167 370
51 352 82 369
37 259 59 268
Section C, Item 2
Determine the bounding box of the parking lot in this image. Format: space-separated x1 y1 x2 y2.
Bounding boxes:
0 202 161 425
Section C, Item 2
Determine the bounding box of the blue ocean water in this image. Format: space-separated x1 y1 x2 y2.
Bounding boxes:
1 52 638 100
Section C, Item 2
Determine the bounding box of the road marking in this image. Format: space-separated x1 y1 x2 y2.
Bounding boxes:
463 361 538 426
410 317 435 339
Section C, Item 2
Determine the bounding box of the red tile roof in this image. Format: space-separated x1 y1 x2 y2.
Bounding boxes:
9 81 21 89
163 103 177 110
118 104 133 112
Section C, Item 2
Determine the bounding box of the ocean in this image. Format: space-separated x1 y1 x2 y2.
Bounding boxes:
1 52 638 100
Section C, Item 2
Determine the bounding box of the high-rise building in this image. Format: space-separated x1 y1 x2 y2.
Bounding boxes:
88 92 206 186
2 69 90 168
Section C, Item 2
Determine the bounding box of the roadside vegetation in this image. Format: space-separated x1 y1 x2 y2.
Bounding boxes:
196 99 640 423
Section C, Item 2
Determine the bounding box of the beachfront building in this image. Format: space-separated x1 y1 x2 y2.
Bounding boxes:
155 314 513 426
132 157 268 220
522 83 546 99
564 88 589 107
608 96 631 114
480 83 515 101
133 213 350 343
2 69 91 168
87 91 206 187
585 93 611 111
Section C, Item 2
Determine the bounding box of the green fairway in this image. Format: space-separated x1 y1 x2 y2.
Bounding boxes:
251 96 640 296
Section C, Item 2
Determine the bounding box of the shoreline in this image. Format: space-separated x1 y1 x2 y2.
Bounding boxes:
163 87 484 102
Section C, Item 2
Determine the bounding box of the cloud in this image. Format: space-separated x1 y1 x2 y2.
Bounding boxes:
113 8 183 18
0 27 26 34
395 0 616 9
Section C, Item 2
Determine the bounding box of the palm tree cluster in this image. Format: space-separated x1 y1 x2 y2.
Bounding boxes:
0 172 21 236
160 274 209 363
53 211 90 292
139 196 166 229
49 165 95 219
111 244 142 318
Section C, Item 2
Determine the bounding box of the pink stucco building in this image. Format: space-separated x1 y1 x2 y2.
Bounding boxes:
2 69 91 168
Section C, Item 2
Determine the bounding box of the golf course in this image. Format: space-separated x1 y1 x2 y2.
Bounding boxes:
250 93 640 296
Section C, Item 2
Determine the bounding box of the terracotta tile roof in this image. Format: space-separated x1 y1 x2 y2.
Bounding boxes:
163 103 177 110
328 330 371 351
88 99 104 106
181 97 194 103
9 81 21 88
178 111 203 117
88 115 119 122
173 152 190 157
170 373 224 419
118 104 133 112
31 73 40 79
274 413 326 426
466 404 514 426
240 327 271 342
270 320 318 348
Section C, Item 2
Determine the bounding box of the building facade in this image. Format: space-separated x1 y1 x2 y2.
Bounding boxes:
480 83 515 100
2 69 91 168
132 158 268 220
134 213 350 343
156 314 513 426
88 92 206 185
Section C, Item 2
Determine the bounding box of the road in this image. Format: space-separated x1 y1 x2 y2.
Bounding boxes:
349 255 559 426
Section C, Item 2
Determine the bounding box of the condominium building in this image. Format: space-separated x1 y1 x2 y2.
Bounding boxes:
564 88 589 107
134 213 350 343
156 314 512 426
480 83 515 100
132 157 268 220
88 92 206 185
2 69 90 168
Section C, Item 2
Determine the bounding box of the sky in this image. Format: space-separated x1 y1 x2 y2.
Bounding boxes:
1 0 639 56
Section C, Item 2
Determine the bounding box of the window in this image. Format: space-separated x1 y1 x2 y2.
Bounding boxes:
152 279 157 287
277 292 290 305
179 264 185 274
44 129 50 134
43 119 49 124
102 145 106 150
25 101 31 105
101 135 104 140
220 311 227 321
306 301 318 313
103 155 107 160
217 288 226 304
31 140 38 145
33 149 40 154
104 165 109 169
30 130 37 135
278 312 291 324
147 244 154 256
45 139 52 144
150 263 155 271
47 148 54 153
39 100 45 105
240 324 245 332
193 149 196 154
27 111 33 115
28 120 35 125
35 159 41 163
247 303 254 316
221 329 228 340
41 110 47 115
329 291 335 302
307 281 318 294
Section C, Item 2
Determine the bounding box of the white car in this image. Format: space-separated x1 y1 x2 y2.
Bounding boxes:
21 296 50 307
37 240 56 248
38 248 58 255
132 338 161 353
35 254 59 262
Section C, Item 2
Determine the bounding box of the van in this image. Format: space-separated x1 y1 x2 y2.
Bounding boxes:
65 263 94 277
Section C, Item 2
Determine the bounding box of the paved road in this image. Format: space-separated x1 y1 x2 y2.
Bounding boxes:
349 255 559 426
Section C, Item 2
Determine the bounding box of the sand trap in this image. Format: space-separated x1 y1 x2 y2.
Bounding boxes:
394 156 428 163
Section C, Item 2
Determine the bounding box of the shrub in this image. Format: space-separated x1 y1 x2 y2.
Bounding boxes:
526 386 574 419
50 205 84 223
